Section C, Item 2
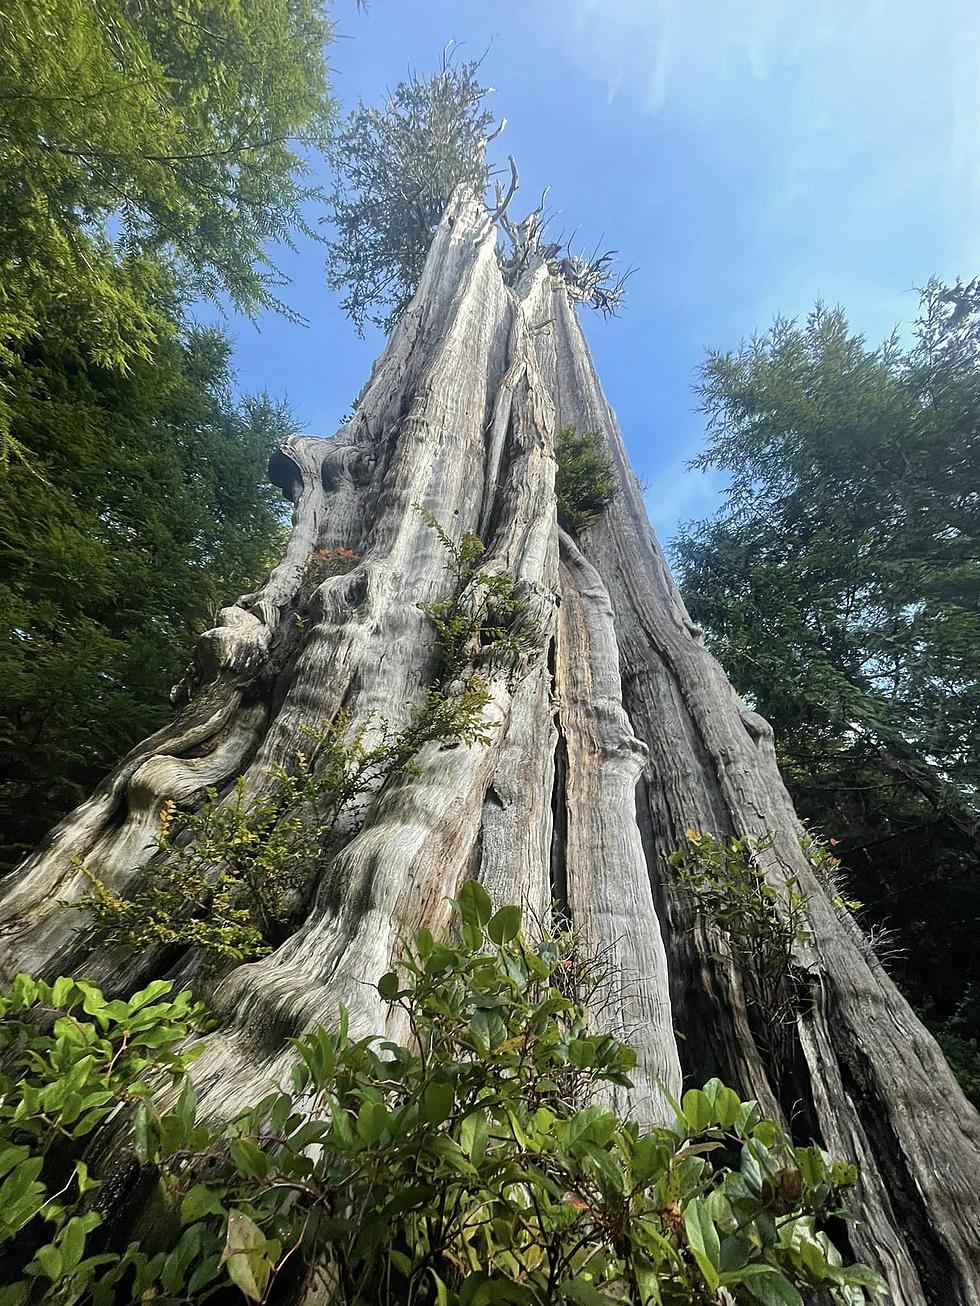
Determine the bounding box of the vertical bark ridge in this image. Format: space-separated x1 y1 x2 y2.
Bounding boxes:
2 186 977 1301
555 531 682 1120
529 286 980 1304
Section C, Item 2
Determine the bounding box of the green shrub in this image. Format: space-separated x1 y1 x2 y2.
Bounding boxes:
0 976 205 1300
79 691 492 967
0 899 885 1304
416 507 540 683
555 426 618 534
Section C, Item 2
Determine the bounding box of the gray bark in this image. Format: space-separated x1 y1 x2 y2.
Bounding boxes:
1 188 978 1303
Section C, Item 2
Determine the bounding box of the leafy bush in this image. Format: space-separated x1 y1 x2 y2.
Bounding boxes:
555 427 618 534
300 547 360 600
0 976 205 1299
0 900 884 1304
931 984 980 1107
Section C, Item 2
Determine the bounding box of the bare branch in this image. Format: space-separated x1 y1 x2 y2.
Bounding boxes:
491 154 519 224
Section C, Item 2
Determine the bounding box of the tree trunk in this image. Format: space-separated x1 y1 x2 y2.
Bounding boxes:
2 189 978 1303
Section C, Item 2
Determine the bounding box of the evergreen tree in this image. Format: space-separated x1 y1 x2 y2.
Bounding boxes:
325 51 497 334
0 0 334 457
673 281 980 1094
0 321 290 871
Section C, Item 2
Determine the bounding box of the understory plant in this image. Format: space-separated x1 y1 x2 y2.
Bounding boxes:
0 977 206 1302
0 895 884 1305
299 547 360 605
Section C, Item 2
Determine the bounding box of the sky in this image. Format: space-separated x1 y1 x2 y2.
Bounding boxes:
201 0 980 542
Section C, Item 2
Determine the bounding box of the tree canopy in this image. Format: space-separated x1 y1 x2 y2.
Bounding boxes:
0 322 291 873
673 280 980 1097
324 51 633 337
325 52 497 335
0 0 334 456
0 0 336 866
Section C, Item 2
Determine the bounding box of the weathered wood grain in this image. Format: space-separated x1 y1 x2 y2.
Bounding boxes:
2 187 977 1302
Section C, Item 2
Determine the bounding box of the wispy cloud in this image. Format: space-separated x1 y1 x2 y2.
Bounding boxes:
643 455 728 542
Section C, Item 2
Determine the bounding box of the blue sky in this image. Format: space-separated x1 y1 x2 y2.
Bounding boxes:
204 0 980 541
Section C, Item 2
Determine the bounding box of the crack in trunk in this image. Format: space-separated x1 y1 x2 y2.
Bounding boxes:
1 186 978 1302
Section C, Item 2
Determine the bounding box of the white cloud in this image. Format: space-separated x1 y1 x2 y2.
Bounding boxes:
558 0 820 116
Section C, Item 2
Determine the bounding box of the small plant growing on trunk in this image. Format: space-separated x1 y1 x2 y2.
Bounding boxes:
416 507 541 683
555 425 619 533
78 689 493 967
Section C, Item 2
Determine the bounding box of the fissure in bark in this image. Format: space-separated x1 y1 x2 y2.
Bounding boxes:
1 188 978 1303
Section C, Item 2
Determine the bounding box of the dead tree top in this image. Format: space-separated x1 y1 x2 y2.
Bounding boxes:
492 155 634 315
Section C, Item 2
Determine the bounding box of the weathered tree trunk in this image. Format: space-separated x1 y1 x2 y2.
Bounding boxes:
2 189 978 1303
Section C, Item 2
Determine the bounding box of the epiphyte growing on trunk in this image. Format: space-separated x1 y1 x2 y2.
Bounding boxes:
77 689 495 969
554 426 619 534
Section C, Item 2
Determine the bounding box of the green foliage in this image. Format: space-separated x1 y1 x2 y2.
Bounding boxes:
0 975 205 1300
555 427 619 534
80 694 494 966
930 985 980 1106
0 910 884 1304
417 507 540 684
0 325 290 874
78 512 525 969
668 831 864 1083
668 832 811 1079
0 0 335 445
673 283 980 1098
325 53 496 334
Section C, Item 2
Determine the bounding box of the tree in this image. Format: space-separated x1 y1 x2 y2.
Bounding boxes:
325 51 498 334
2 189 979 1306
0 0 334 455
672 288 980 1098
324 52 632 337
0 321 290 873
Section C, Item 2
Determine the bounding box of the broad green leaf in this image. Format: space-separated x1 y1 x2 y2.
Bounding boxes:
561 1278 618 1305
229 1137 269 1181
459 1109 488 1163
683 1197 721 1291
458 880 493 928
682 1088 713 1132
744 1271 804 1306
422 1080 455 1125
58 1215 94 1274
356 1100 389 1144
487 904 521 944
181 1184 227 1225
222 1209 275 1303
